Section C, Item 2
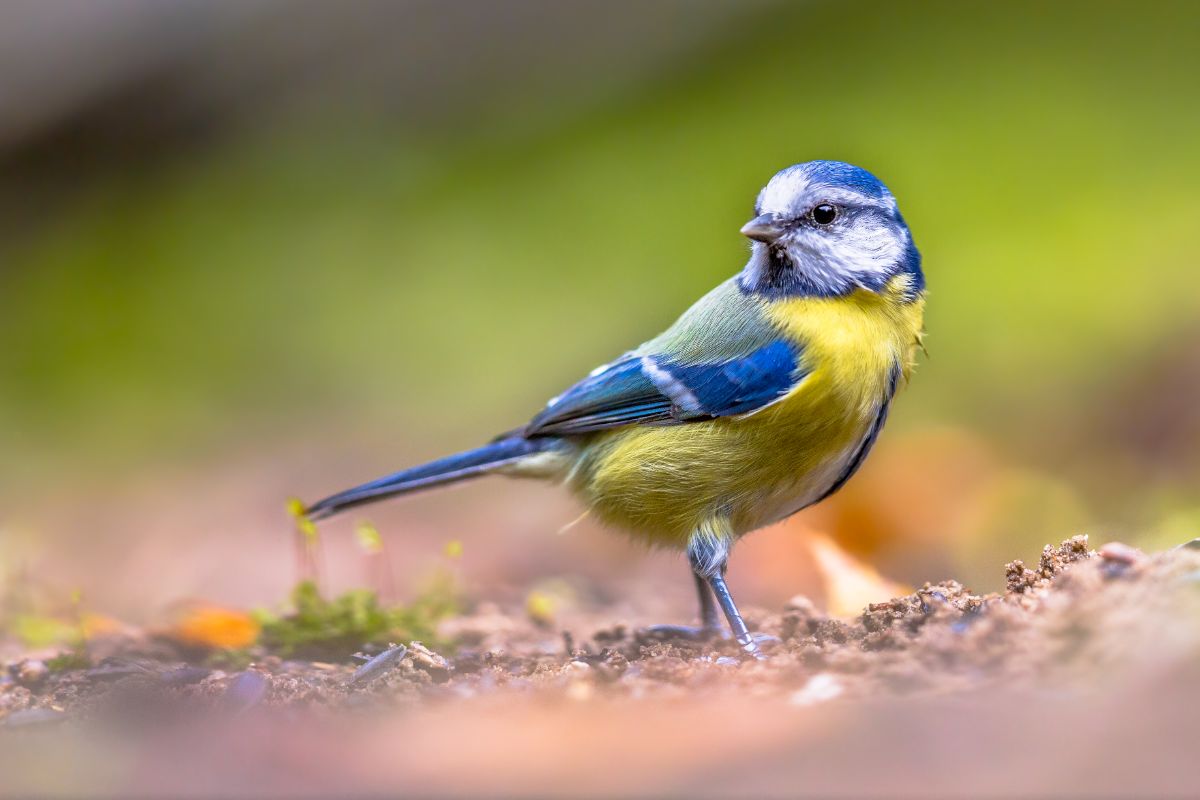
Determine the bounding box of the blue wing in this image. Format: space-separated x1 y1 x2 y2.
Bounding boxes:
525 338 805 437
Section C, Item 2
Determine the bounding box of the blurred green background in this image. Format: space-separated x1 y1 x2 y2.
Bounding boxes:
2 0 1199 616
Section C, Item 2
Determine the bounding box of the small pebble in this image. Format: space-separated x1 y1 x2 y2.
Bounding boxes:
408 642 452 682
16 660 49 688
1098 541 1144 566
224 670 269 713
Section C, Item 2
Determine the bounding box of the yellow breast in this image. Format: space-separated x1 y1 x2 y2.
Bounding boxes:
572 275 926 548
764 274 926 416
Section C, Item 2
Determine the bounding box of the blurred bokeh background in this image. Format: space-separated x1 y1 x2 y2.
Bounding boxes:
2 0 1199 624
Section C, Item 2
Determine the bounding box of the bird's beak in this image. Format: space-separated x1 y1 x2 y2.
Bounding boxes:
740 213 785 243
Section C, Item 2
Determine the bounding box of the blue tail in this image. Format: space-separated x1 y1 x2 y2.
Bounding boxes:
306 436 556 520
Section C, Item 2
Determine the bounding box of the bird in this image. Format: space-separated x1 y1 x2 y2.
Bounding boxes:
306 160 925 658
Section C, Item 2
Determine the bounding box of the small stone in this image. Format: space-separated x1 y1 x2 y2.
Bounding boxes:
1098 541 1144 566
224 670 269 713
16 660 49 688
407 642 452 683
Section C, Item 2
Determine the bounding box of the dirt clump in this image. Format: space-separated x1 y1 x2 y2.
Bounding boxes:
4 536 1200 721
1004 534 1092 593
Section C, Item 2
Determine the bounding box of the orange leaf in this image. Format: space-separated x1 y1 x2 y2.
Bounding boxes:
171 606 260 649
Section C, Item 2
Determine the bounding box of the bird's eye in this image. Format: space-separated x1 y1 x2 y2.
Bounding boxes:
811 203 838 225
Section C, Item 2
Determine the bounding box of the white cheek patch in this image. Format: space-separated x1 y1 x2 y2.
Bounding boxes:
837 220 906 278
787 218 905 294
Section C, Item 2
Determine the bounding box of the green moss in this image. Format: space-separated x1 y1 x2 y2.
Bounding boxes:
205 648 255 671
256 572 460 660
46 650 90 672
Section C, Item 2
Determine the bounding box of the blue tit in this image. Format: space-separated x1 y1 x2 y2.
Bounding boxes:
307 160 925 658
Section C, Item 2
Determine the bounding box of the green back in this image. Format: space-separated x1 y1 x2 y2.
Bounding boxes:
634 278 780 366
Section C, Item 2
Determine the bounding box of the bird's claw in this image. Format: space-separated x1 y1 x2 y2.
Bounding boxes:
638 626 779 660
735 631 780 661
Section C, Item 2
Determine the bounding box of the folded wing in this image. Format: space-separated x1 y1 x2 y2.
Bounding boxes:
525 338 805 437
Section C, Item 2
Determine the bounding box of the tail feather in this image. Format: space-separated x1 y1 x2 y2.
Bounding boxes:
306 436 556 520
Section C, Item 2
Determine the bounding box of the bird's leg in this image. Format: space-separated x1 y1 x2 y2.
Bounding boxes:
701 563 763 660
695 570 722 632
642 520 771 658
687 520 771 660
639 519 774 658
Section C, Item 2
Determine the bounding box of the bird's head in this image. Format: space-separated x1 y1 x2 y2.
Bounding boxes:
738 161 922 298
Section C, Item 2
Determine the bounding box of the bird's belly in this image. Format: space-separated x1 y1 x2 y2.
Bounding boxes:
742 434 868 528
570 378 883 547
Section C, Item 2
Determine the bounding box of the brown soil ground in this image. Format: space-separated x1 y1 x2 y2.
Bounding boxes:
4 536 1200 798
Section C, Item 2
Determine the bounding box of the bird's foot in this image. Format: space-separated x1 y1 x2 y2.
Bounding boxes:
637 625 779 660
734 631 780 662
